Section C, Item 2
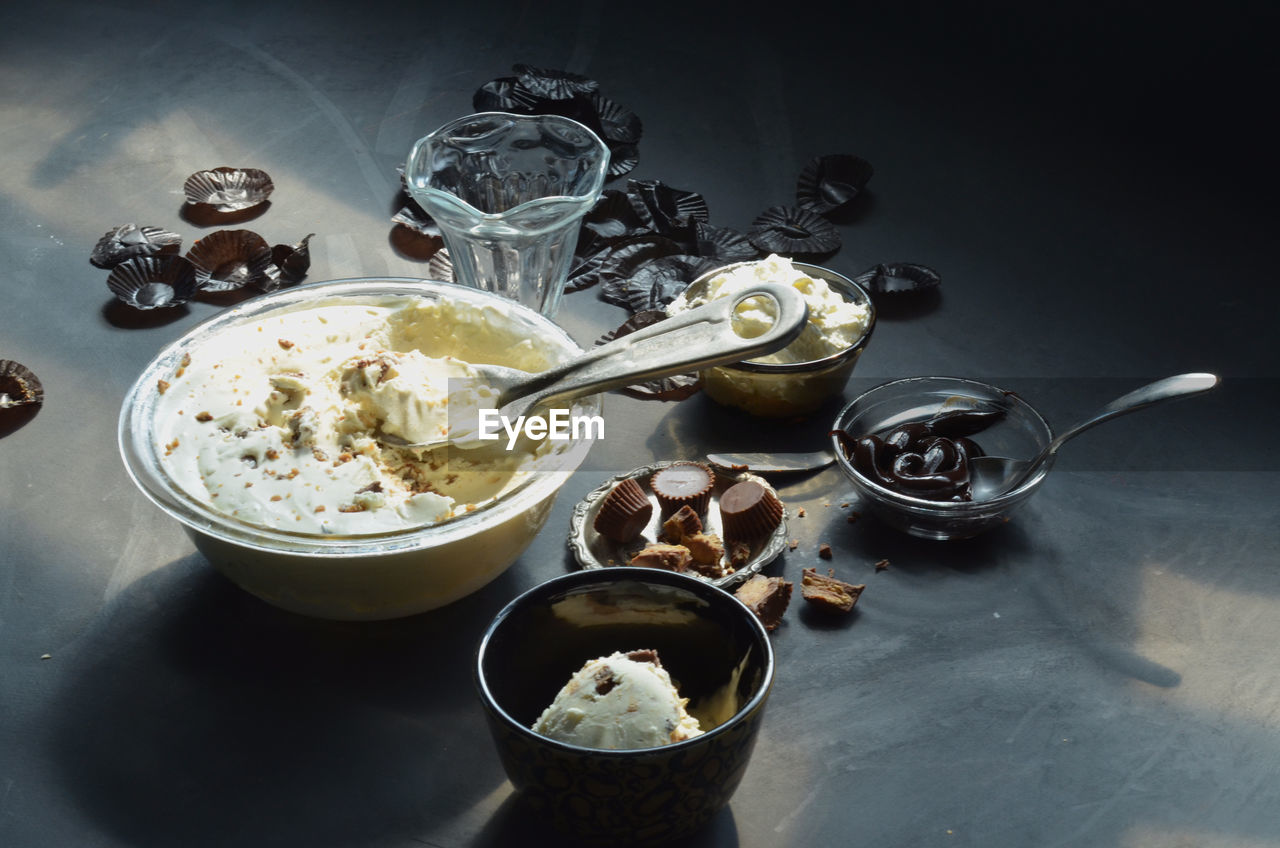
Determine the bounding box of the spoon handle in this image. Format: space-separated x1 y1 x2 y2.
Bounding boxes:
500 282 810 416
1048 372 1220 457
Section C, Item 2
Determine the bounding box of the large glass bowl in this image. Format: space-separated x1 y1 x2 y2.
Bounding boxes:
829 376 1053 540
681 261 876 417
118 278 600 620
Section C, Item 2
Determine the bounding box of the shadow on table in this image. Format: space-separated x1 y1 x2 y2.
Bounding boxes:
42 553 524 848
473 789 742 848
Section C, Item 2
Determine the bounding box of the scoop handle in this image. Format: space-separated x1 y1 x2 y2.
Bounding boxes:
500 282 809 415
1046 372 1221 459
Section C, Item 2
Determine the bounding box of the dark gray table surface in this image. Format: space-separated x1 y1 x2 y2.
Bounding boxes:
3 2 1278 846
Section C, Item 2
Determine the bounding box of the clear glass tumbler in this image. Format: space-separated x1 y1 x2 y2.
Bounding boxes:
405 112 610 318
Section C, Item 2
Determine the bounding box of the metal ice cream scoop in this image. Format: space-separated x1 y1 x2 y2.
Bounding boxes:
382 282 810 451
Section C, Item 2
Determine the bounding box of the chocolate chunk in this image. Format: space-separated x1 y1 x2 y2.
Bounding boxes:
625 649 660 666
661 504 702 543
593 477 654 543
684 533 729 578
728 540 753 569
649 461 714 516
594 666 619 695
628 543 693 573
734 575 792 631
720 480 784 541
800 568 865 614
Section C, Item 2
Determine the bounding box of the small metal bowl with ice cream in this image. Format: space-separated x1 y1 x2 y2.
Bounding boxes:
118 278 601 620
667 255 876 417
475 567 774 846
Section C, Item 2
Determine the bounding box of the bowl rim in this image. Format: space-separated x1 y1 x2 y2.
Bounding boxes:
678 259 876 374
406 111 611 223
474 566 775 756
117 276 601 557
829 375 1055 510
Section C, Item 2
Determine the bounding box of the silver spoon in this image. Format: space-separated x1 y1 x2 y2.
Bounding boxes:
384 282 810 451
967 372 1220 500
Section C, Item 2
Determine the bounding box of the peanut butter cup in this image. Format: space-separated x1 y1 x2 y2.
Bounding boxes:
648 461 714 516
592 477 653 543
800 568 865 614
734 575 792 631
719 480 784 541
661 504 702 543
628 543 693 573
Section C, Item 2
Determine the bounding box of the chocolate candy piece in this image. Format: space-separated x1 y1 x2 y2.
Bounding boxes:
683 533 729 579
649 461 714 516
734 575 792 631
719 480 784 541
592 477 653 543
628 543 693 573
800 568 865 614
661 504 702 543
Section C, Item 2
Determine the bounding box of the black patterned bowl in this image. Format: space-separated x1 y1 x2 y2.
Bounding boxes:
475 567 774 846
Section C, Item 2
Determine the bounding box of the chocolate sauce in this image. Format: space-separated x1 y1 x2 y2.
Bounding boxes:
831 408 1003 502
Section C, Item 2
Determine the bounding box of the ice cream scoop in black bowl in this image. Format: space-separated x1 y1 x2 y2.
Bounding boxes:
474 567 774 846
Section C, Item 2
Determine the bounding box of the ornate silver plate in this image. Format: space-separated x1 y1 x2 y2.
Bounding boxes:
567 461 789 590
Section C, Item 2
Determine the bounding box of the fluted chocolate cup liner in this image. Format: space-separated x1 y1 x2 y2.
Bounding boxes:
185 228 276 292
106 255 200 309
90 224 182 269
183 166 274 212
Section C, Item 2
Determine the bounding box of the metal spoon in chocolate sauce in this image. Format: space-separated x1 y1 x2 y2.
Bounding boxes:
967 373 1220 501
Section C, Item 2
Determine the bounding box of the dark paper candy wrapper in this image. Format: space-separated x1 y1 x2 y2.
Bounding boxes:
106 255 200 309
513 63 599 100
473 77 542 113
269 233 314 288
590 93 643 145
605 142 639 179
748 205 841 255
626 179 710 237
576 189 651 257
853 262 941 295
183 167 274 212
427 248 454 283
473 65 642 179
90 224 182 269
391 201 442 238
186 229 277 292
695 222 759 262
0 360 43 409
796 154 874 214
604 254 718 312
575 235 686 298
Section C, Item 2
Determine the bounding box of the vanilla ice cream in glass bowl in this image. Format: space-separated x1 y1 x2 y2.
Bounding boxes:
118 278 601 620
667 254 876 417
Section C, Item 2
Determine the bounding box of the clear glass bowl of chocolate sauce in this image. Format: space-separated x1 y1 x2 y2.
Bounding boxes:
829 376 1053 540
